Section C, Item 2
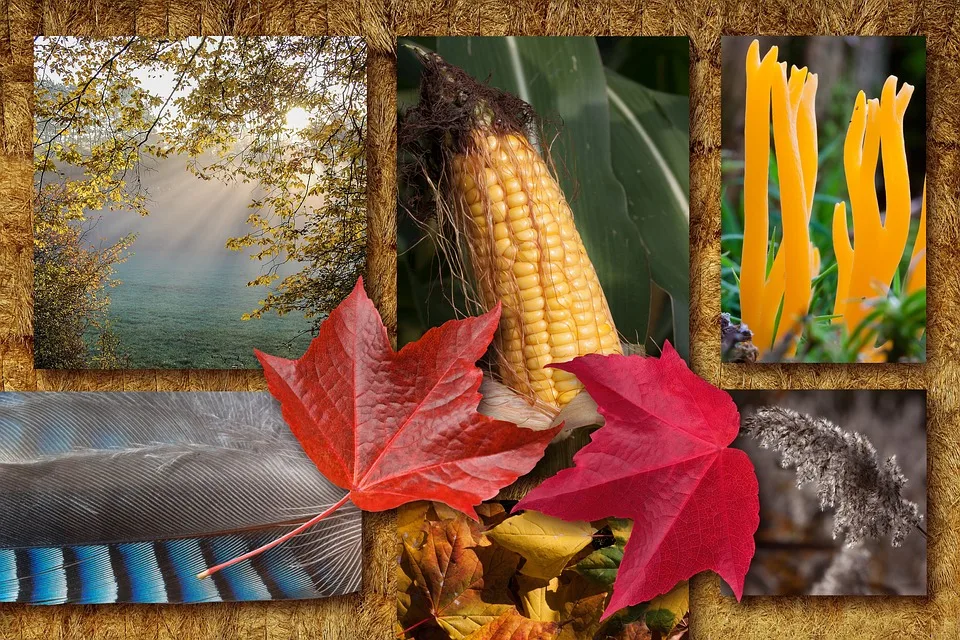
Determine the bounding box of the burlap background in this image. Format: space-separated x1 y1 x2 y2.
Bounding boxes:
0 0 953 638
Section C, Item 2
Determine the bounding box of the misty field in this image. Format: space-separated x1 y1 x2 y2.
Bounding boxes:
107 258 314 369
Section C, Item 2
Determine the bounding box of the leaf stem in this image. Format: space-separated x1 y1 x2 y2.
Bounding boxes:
196 493 352 580
398 617 432 638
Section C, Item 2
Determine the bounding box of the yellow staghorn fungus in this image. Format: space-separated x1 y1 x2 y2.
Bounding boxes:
770 61 814 347
733 41 924 363
832 201 852 323
739 41 818 356
834 77 915 342
906 181 927 295
739 40 775 351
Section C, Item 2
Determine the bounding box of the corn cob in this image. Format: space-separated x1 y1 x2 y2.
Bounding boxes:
450 131 622 408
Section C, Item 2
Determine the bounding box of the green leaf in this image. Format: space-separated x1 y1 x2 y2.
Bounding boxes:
436 36 652 345
605 69 690 358
644 580 688 636
573 518 632 587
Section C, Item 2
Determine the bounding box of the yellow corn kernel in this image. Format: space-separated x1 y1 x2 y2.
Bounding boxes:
522 297 545 313
514 227 538 243
578 337 600 352
513 261 537 277
552 343 578 359
545 281 571 298
523 308 546 324
508 205 529 221
507 191 528 208
525 330 551 346
528 368 551 382
511 216 534 233
550 331 577 347
575 323 598 339
519 286 543 303
531 379 554 395
515 274 540 291
490 201 507 223
526 353 552 370
553 376 582 393
452 131 623 407
503 177 523 194
517 243 540 262
546 245 564 261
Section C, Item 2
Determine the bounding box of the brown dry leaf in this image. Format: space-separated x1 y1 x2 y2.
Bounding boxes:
398 501 432 624
555 573 610 640
612 621 653 640
464 609 560 640
402 516 519 639
559 591 608 640
433 501 464 522
477 502 510 527
516 575 561 622
398 561 415 624
399 501 431 545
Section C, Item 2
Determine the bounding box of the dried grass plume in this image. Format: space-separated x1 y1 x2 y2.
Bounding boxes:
742 406 921 547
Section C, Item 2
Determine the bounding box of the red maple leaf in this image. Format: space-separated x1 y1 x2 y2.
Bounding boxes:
515 342 758 617
200 278 560 578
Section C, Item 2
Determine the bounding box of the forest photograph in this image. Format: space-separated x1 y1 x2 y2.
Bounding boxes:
33 36 367 369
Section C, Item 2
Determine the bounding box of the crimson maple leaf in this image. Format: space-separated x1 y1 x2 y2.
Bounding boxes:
515 342 758 617
200 278 560 578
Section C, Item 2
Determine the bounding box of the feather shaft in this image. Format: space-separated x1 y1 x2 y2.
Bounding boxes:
198 494 351 580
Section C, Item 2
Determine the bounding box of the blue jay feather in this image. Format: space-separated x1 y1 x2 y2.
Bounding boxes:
0 392 363 604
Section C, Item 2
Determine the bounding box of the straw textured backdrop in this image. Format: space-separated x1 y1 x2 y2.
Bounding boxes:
0 0 955 638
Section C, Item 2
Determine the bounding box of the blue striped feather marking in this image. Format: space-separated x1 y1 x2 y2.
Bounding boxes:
207 537 272 602
0 549 17 601
0 532 341 604
162 539 222 603
27 548 68 604
117 543 168 603
71 546 117 604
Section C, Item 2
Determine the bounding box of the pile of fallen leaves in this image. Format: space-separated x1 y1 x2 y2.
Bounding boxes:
397 502 688 640
221 278 754 635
